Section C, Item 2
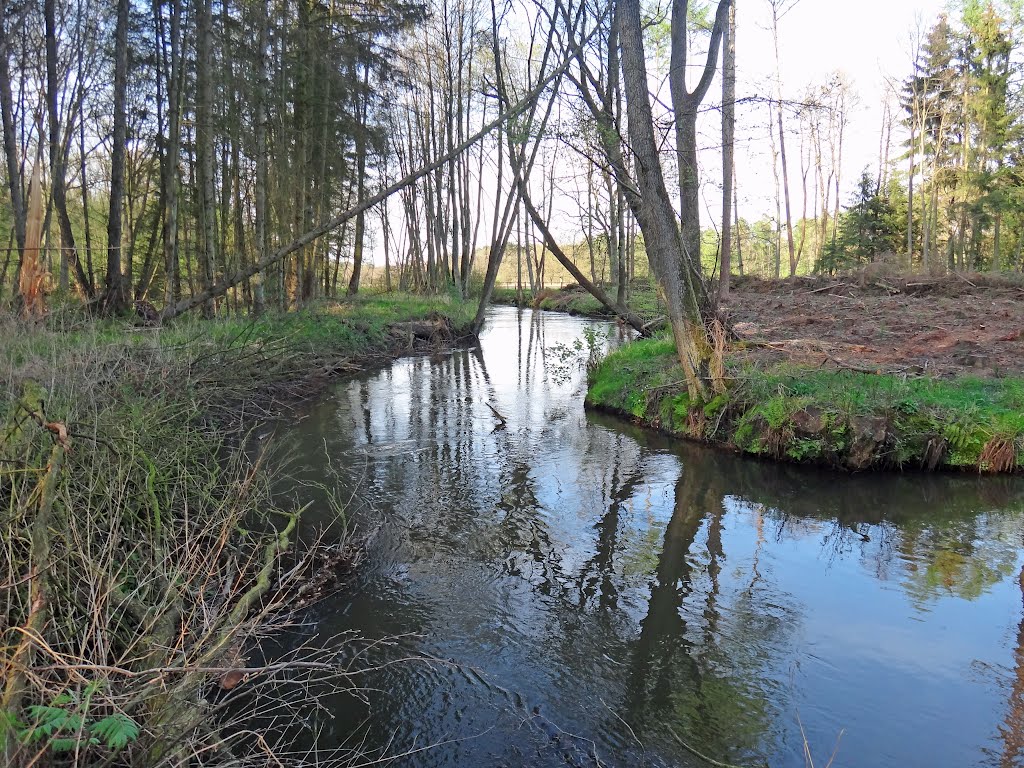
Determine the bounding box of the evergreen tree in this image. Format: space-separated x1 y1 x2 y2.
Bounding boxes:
820 170 902 272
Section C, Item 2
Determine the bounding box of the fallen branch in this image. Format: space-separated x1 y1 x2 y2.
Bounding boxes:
953 271 978 288
1 438 64 718
642 316 667 334
806 282 846 294
485 402 508 427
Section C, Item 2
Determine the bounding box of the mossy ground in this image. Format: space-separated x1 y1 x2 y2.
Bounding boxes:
587 333 1024 473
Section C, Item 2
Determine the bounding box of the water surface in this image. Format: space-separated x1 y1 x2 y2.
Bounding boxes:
273 306 1024 767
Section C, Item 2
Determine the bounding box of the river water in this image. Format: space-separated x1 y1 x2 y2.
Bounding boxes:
272 306 1024 767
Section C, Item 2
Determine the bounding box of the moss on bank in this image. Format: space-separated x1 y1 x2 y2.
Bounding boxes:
0 294 472 765
586 334 1024 473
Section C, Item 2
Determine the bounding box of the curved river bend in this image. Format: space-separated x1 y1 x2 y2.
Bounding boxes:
271 307 1024 768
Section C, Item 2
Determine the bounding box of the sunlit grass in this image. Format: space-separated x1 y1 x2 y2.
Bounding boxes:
587 334 1024 472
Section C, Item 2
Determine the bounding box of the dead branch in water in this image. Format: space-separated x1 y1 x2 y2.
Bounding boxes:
485 402 508 427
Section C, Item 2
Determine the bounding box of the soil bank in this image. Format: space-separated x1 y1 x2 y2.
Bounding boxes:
562 275 1024 472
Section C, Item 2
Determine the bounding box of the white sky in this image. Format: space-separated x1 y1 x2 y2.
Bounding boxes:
725 0 949 219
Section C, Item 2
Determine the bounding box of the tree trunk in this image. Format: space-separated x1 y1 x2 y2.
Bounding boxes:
768 104 782 278
347 65 371 296
719 0 735 298
45 0 92 297
623 0 728 401
104 0 130 313
196 0 217 318
733 174 743 275
0 0 25 262
251 0 269 316
769 3 795 275
515 176 647 336
907 112 915 264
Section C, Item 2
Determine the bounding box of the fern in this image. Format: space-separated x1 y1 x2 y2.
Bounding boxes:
90 714 139 750
20 705 77 742
16 696 137 754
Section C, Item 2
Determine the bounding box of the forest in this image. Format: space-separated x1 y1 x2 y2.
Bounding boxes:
3 0 1024 765
0 0 1017 313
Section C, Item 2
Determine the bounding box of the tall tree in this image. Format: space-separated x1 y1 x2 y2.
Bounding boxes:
195 0 217 317
620 0 731 399
45 0 93 297
104 0 130 312
0 0 26 260
719 0 736 298
768 0 797 275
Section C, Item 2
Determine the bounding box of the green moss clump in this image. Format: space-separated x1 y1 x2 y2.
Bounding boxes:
702 393 729 418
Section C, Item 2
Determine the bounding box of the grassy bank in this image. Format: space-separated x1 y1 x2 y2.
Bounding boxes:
0 295 473 766
587 335 1024 473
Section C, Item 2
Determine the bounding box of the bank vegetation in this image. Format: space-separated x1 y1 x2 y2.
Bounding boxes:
0 296 472 765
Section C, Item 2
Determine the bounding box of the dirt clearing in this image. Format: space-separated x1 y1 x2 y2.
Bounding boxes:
722 274 1024 378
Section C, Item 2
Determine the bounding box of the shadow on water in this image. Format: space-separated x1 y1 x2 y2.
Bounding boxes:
263 307 1024 768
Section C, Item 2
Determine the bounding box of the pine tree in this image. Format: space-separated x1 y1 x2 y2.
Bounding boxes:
820 171 902 272
962 1 1014 269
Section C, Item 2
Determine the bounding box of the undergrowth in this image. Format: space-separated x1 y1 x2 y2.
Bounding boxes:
0 295 471 766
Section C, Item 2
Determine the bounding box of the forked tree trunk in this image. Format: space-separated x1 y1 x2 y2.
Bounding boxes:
620 0 728 401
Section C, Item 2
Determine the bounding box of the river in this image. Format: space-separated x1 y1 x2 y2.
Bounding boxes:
269 306 1024 767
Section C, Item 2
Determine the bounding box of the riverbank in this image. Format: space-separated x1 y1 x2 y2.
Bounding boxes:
0 295 473 765
491 281 662 322
580 274 1024 472
587 335 1024 473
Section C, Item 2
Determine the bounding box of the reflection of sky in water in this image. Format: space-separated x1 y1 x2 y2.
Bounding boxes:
273 307 1024 768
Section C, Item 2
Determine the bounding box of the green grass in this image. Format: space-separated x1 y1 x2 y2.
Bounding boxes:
587 335 1024 472
8 293 475 369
